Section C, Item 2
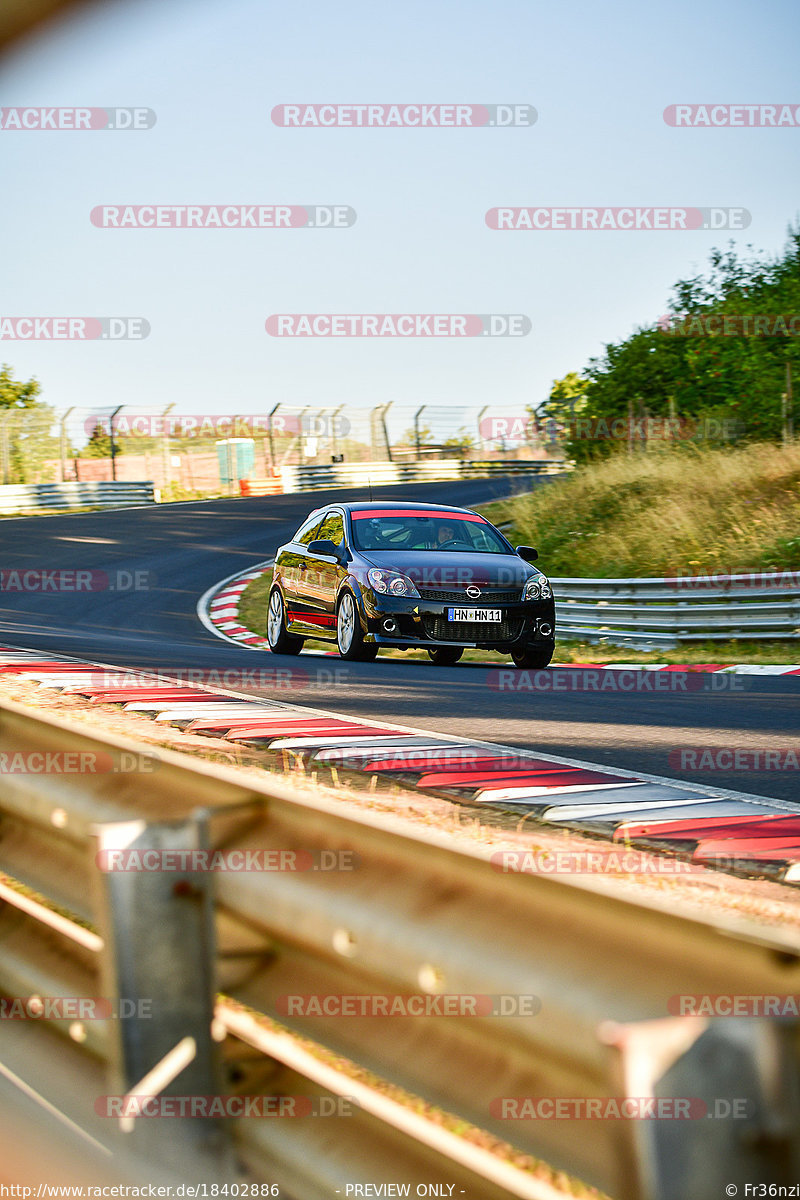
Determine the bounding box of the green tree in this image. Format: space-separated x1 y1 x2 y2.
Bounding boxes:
0 365 59 483
539 372 590 424
560 228 800 461
442 429 475 459
79 423 115 458
0 363 41 409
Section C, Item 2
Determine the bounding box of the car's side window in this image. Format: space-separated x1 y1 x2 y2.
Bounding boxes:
295 515 323 545
316 511 345 547
468 525 494 551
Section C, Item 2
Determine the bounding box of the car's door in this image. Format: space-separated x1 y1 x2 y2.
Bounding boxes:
309 509 347 631
280 513 323 626
286 509 345 639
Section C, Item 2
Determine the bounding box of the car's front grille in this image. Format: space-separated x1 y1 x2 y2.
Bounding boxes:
423 615 525 643
418 588 521 603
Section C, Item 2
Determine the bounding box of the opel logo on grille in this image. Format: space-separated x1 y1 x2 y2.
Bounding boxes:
466 585 481 599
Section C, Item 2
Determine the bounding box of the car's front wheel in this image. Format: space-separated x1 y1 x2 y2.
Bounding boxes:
511 643 554 669
427 647 463 665
267 588 304 655
336 591 378 661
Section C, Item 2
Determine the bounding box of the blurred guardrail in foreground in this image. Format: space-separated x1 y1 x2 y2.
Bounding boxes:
0 481 155 515
1 696 799 1198
554 573 800 649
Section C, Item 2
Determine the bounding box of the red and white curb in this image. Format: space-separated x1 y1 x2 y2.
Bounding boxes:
2 644 799 885
197 561 273 649
198 562 337 656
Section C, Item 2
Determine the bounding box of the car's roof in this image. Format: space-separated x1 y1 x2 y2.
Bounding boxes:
334 501 477 515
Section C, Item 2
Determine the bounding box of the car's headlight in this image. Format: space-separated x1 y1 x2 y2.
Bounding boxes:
367 568 420 598
524 575 551 600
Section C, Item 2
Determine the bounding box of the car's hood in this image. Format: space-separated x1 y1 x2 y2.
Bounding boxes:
358 550 537 589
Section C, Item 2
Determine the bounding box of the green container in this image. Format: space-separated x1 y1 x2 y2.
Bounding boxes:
216 438 255 483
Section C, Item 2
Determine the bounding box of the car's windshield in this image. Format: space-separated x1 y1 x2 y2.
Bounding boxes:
350 511 510 553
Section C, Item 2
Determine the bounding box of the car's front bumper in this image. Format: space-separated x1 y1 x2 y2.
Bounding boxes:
358 591 556 650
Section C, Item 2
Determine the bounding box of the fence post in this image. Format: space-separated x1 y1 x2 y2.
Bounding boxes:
380 402 393 462
414 405 426 461
296 406 309 464
59 407 74 482
160 403 175 492
267 402 281 472
109 405 124 480
331 403 345 461
476 405 488 458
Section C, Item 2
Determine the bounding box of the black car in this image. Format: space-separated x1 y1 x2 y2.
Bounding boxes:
267 501 555 667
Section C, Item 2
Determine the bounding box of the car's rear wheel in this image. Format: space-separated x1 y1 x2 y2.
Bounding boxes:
427 647 463 665
336 591 378 661
267 588 304 655
511 643 554 669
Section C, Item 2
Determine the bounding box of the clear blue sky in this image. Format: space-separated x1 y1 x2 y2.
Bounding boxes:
1 0 798 436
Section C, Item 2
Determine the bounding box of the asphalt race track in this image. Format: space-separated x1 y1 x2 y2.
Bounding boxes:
1 478 798 803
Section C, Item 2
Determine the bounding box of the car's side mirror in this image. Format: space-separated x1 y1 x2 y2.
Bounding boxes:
516 545 539 563
308 539 343 561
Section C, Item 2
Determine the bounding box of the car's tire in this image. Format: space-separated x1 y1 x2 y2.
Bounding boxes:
511 643 555 669
427 647 463 665
336 591 378 661
267 588 304 655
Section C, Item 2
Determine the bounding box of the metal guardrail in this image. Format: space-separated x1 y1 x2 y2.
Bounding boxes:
279 459 566 492
553 573 800 648
1 697 799 1197
0 481 156 515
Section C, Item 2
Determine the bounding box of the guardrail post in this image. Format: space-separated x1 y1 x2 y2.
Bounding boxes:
603 1016 800 1200
92 817 236 1174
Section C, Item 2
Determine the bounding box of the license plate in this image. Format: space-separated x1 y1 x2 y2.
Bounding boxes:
447 607 502 622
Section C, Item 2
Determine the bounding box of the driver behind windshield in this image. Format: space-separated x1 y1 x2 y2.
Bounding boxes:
435 522 456 547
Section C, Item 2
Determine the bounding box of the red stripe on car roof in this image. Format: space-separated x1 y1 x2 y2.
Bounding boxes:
350 509 485 522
